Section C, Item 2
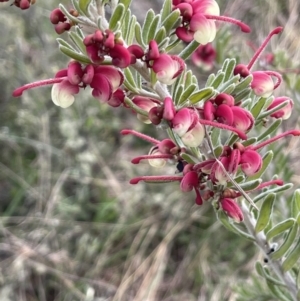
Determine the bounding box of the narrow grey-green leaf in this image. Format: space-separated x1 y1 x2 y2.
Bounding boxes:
147 15 160 43
266 218 295 241
224 58 236 81
266 280 291 301
118 0 132 11
291 189 300 219
183 70 193 89
221 59 229 73
205 73 215 87
218 74 239 91
174 85 184 105
251 97 266 118
217 211 254 241
125 15 137 45
282 236 300 271
134 23 145 47
78 0 92 15
57 38 75 50
241 137 257 147
189 87 215 104
233 75 253 93
179 40 200 60
239 179 262 191
142 9 155 45
271 222 298 260
253 183 293 203
178 84 197 105
154 27 167 45
109 4 125 31
180 153 199 164
220 83 235 94
59 46 91 64
258 100 290 120
255 262 286 287
255 193 275 233
248 151 273 181
69 32 86 54
211 72 225 89
124 68 137 90
160 0 172 22
257 119 282 142
124 97 148 116
234 88 251 103
161 9 181 35
211 128 221 147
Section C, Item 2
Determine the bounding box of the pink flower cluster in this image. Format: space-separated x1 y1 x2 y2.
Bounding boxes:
173 0 250 44
0 0 33 9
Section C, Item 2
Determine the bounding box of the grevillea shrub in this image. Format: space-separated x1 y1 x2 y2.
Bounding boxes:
4 0 300 299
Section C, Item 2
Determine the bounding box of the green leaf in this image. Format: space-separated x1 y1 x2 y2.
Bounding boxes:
234 88 251 103
57 38 75 50
271 222 298 260
241 137 257 147
233 75 253 94
266 218 295 241
211 128 221 147
180 153 199 164
161 9 182 35
183 70 193 89
124 97 148 117
78 0 92 14
189 87 215 104
174 85 184 105
223 58 236 81
255 262 286 287
253 183 293 203
220 83 235 94
258 100 290 120
179 40 200 60
257 119 282 142
160 0 172 22
147 15 161 43
291 189 300 219
251 97 267 118
282 236 300 271
109 4 125 31
68 31 87 54
217 211 254 241
211 72 225 89
266 280 291 301
205 73 215 87
59 46 91 64
154 27 167 45
142 9 155 45
134 23 145 48
118 0 132 10
239 179 262 191
125 15 137 45
248 151 273 181
255 193 275 233
124 68 138 91
178 84 197 105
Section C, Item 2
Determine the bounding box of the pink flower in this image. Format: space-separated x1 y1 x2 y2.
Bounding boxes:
251 71 274 97
51 79 79 108
267 96 294 120
172 108 198 137
152 54 185 85
191 43 216 70
190 14 217 45
181 122 205 147
239 149 262 176
180 171 199 192
220 198 243 222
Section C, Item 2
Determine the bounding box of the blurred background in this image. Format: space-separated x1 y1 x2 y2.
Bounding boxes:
0 0 300 300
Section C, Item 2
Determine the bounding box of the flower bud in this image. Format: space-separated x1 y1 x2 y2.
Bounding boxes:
220 198 243 222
